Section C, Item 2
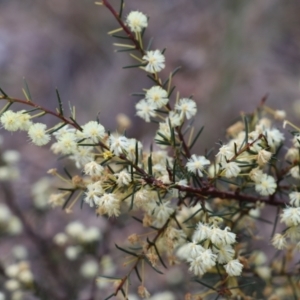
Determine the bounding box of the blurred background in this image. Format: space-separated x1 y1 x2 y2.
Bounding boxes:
1 0 300 147
0 0 300 299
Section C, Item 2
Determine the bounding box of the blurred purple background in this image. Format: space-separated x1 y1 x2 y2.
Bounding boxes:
1 0 300 151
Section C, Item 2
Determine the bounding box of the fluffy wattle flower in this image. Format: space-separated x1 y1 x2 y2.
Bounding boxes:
223 162 241 178
293 134 300 148
0 111 20 131
84 161 104 177
145 86 168 108
28 123 51 146
168 111 183 127
216 144 234 164
224 259 243 276
213 245 235 264
290 166 300 179
223 227 236 245
175 98 197 120
136 99 156 122
249 167 264 183
176 241 205 260
95 193 120 217
210 227 225 246
115 170 131 186
70 146 94 168
126 138 143 161
271 233 287 250
255 174 277 196
186 154 210 177
281 206 300 226
84 181 104 207
109 135 129 156
264 128 284 150
257 149 272 166
274 110 286 120
192 222 212 242
187 249 217 276
152 202 174 227
81 121 105 143
17 110 33 131
289 192 300 207
126 11 148 33
56 132 78 154
143 50 165 73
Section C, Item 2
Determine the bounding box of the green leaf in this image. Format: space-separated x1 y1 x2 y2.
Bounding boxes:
144 257 164 274
112 34 130 40
47 122 67 135
56 88 64 116
156 131 169 142
98 275 121 280
130 163 134 182
58 188 74 191
132 216 159 230
163 66 181 87
117 48 135 52
23 77 32 101
146 74 159 84
168 85 176 98
147 238 167 269
189 126 204 150
131 216 142 223
192 278 217 291
115 244 138 257
192 175 203 188
0 86 8 97
123 63 147 69
148 154 153 175
168 118 175 146
248 215 273 224
172 159 177 182
134 266 142 282
63 167 72 180
205 147 214 158
135 141 139 165
129 186 137 211
182 208 202 223
104 293 117 300
0 102 13 115
69 116 82 130
244 115 249 145
234 142 238 156
118 0 124 18
154 109 169 114
155 141 171 146
62 191 74 209
156 190 162 204
120 288 126 297
217 177 239 185
146 37 153 51
131 92 145 97
229 282 256 289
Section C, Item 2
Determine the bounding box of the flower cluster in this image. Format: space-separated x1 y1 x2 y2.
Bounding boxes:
177 219 243 277
2 246 34 299
0 203 22 236
54 221 102 255
1 1 300 299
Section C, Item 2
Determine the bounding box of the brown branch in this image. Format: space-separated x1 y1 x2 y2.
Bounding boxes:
112 213 173 297
102 0 144 55
0 95 82 131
